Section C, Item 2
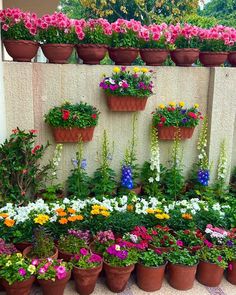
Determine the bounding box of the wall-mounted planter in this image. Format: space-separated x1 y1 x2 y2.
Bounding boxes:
199 51 228 67
4 40 39 62
140 48 169 66
41 43 74 64
106 95 148 112
76 44 107 64
170 48 199 67
52 127 95 143
108 47 139 65
158 126 195 140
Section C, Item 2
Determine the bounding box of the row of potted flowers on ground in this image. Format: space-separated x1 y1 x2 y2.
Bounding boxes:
1 8 236 66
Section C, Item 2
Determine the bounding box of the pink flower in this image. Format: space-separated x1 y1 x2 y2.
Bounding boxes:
18 268 26 276
177 240 184 247
229 263 233 271
2 24 9 31
80 248 88 256
55 266 67 280
31 259 39 266
39 267 46 274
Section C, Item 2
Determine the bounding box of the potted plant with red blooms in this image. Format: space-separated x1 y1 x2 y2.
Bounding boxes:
38 12 76 63
152 102 203 140
175 229 204 252
0 8 39 62
103 242 139 292
90 230 115 256
45 101 99 142
75 18 111 64
36 259 72 295
71 248 103 295
121 229 149 251
148 225 176 253
100 66 154 111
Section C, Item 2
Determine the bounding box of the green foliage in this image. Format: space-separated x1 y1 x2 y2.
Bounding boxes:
167 210 196 231
139 249 166 267
175 230 203 247
36 260 72 280
30 228 55 259
184 14 218 28
81 24 110 45
1 21 36 41
38 26 77 44
11 221 34 244
148 227 176 247
167 248 198 266
198 246 229 268
110 29 140 48
58 234 87 254
200 39 228 52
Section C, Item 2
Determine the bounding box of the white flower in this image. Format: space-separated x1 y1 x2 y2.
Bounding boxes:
148 177 154 183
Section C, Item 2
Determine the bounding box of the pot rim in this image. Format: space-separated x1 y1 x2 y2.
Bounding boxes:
52 126 95 130
107 94 148 100
199 51 229 55
41 43 74 47
108 46 139 51
3 39 39 45
137 262 167 269
76 43 108 48
140 48 169 52
168 262 198 267
171 48 199 52
104 261 135 269
23 246 58 259
199 260 224 266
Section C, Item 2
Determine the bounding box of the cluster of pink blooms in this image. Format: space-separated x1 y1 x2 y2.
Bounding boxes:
39 12 73 32
94 230 115 244
35 258 68 280
205 224 230 244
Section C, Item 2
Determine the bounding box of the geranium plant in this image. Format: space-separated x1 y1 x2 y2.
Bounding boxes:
148 226 176 248
175 229 204 250
138 249 166 267
71 248 102 268
167 248 198 266
36 259 72 280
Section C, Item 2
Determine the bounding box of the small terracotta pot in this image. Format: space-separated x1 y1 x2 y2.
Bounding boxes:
149 245 173 253
1 276 35 295
196 261 224 287
226 261 236 285
130 185 142 195
199 51 228 67
23 246 58 260
136 263 166 292
103 262 134 293
3 40 39 62
106 95 148 112
38 271 71 295
14 241 32 253
52 126 95 143
170 48 199 66
140 48 169 66
168 263 197 290
228 51 236 67
108 47 139 65
158 126 195 140
76 44 107 65
41 44 74 64
73 264 102 295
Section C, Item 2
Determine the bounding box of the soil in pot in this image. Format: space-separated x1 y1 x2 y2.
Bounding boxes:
168 263 197 290
140 49 169 66
196 261 224 287
226 261 236 285
52 127 95 143
106 95 148 112
23 246 58 260
1 276 35 295
76 44 107 64
170 48 199 66
199 52 228 67
3 40 39 62
38 271 71 295
41 44 74 64
108 47 139 65
228 51 236 67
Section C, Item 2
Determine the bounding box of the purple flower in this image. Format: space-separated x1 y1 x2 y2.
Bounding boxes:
72 158 78 168
39 267 46 274
80 248 89 256
110 84 118 91
182 118 188 124
18 268 26 276
227 240 234 247
181 109 187 114
89 254 102 263
121 66 127 72
80 159 87 170
96 230 115 243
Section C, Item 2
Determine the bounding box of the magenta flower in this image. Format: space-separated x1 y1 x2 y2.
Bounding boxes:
177 240 184 247
31 259 39 266
80 248 89 256
18 268 26 276
218 256 223 262
39 267 46 275
229 263 233 271
88 254 102 263
55 266 67 280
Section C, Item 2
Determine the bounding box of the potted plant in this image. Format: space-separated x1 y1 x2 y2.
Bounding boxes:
44 101 99 143
175 229 204 252
225 230 236 284
0 253 36 295
0 238 18 255
136 249 166 292
148 226 176 253
0 8 39 62
167 247 199 290
152 102 203 140
37 259 72 295
75 18 111 64
109 19 141 65
103 242 139 292
99 67 154 111
71 248 103 295
39 12 76 63
90 230 115 256
228 40 236 66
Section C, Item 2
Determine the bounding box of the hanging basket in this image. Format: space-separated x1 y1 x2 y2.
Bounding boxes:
158 126 195 140
52 127 95 143
106 95 148 112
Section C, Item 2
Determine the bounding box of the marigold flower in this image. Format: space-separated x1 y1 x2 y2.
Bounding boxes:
57 211 67 217
55 208 64 213
34 214 49 225
101 211 110 217
75 215 84 221
133 67 140 73
141 68 148 73
194 103 199 108
113 66 120 73
182 213 193 220
68 208 76 214
163 213 170 219
0 213 9 218
146 208 155 214
179 101 185 107
155 214 164 219
127 205 134 212
59 218 68 224
92 205 101 210
155 209 163 213
91 209 100 215
169 101 176 107
158 104 165 109
68 216 77 222
4 218 15 227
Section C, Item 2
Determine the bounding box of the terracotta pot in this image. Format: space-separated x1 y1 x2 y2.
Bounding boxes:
3 40 39 62
170 48 199 67
41 44 74 64
196 261 224 286
226 261 236 285
149 245 173 253
106 95 148 112
52 126 95 143
158 126 195 140
58 250 74 262
103 262 134 293
168 263 197 290
73 264 102 295
76 44 107 65
1 276 35 295
38 271 71 295
14 241 32 253
136 263 165 292
23 246 58 260
140 48 169 66
108 47 139 65
130 185 142 195
199 51 228 67
228 51 236 67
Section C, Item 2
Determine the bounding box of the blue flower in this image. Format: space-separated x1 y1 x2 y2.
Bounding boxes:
80 159 87 170
121 165 133 189
181 109 187 114
197 169 210 186
72 158 78 168
182 118 188 124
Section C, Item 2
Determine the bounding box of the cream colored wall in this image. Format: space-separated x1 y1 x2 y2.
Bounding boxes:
3 63 236 183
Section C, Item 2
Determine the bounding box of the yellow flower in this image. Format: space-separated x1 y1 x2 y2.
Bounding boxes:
179 101 185 107
16 253 22 258
155 209 163 213
113 67 120 73
133 67 140 73
155 214 164 220
141 68 148 73
92 205 101 210
146 208 155 214
91 209 100 215
182 213 193 220
127 205 134 212
28 265 36 274
99 206 108 211
101 210 110 217
4 218 15 227
158 104 165 109
34 214 49 225
163 213 170 219
194 103 199 108
0 213 9 218
169 102 176 107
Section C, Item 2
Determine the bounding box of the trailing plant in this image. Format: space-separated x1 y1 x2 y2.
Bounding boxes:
71 248 102 268
167 248 198 266
36 259 72 281
138 249 166 267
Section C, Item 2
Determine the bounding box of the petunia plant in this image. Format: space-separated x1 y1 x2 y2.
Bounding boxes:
36 259 72 281
71 248 102 268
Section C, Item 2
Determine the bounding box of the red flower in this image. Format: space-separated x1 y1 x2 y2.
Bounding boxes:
160 117 166 123
29 129 37 134
91 113 97 119
158 123 163 127
22 169 28 174
31 145 41 155
184 230 190 235
152 230 157 235
62 109 70 120
167 107 172 112
12 129 18 134
188 112 198 119
21 191 26 196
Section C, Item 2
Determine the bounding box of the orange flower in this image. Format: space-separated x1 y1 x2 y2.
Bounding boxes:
75 215 84 221
0 213 9 218
68 216 77 222
4 219 15 227
58 211 67 217
68 208 76 214
182 213 193 220
59 218 68 224
55 208 64 213
127 205 134 212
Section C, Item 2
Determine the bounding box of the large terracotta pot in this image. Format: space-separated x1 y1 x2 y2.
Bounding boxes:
140 48 169 66
158 126 195 140
1 276 35 295
38 271 71 295
52 126 95 143
108 47 139 65
41 44 74 64
136 263 166 292
199 51 228 67
228 51 236 67
196 261 224 287
226 261 236 285
106 95 148 112
23 246 58 260
76 44 107 64
103 262 134 293
168 263 197 290
14 241 32 253
73 264 102 295
170 48 199 66
3 40 39 62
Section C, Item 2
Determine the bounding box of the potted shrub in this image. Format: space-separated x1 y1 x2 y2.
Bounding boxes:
103 242 139 292
175 229 204 252
152 102 203 140
71 248 103 295
75 18 111 64
37 259 72 295
136 249 166 292
167 247 199 290
148 225 176 253
99 67 154 111
45 101 99 143
0 8 39 62
39 12 76 63
90 230 115 256
0 253 36 295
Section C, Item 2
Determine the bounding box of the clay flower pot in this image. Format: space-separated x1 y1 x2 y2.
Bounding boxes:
14 241 32 253
158 126 195 140
226 261 236 284
130 185 142 195
108 47 139 65
38 271 71 295
103 262 134 293
52 126 95 143
140 48 169 66
196 261 224 286
41 44 74 64
3 40 39 62
168 263 197 290
106 95 148 112
199 51 228 67
170 48 199 66
1 276 35 295
76 44 107 64
73 264 103 295
23 246 58 260
228 51 236 67
136 263 166 292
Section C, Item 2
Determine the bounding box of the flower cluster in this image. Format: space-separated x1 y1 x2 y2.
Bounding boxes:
90 204 110 217
71 248 102 269
94 230 115 244
0 239 18 255
106 243 128 260
67 229 90 244
205 224 229 245
146 208 170 220
149 127 160 183
197 169 210 186
55 207 84 225
148 226 176 248
121 165 133 189
36 259 71 281
217 141 228 182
